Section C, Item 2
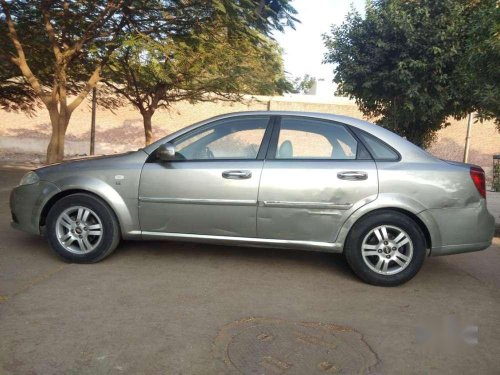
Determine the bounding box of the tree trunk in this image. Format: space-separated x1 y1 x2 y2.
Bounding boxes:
46 104 71 164
3 0 104 164
142 111 154 146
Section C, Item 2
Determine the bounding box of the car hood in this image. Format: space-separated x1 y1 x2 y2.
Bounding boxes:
34 151 146 181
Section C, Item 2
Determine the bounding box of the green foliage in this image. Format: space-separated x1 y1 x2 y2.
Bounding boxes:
323 0 500 147
458 0 500 130
291 74 316 94
0 1 218 99
214 0 298 35
0 0 296 115
103 1 296 143
105 30 289 110
0 0 297 160
0 65 39 113
0 0 232 161
0 1 55 109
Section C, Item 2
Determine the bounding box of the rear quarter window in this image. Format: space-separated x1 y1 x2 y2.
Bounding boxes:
356 131 399 161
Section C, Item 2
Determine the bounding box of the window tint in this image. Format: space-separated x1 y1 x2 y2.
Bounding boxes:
275 117 358 160
173 117 268 160
357 131 399 160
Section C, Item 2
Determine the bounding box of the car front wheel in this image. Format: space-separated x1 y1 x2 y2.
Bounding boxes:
46 193 120 263
344 210 426 286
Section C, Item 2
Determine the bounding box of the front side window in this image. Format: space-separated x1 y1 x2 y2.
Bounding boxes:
275 117 359 160
172 117 269 160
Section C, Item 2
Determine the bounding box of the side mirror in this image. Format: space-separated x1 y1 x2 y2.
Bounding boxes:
157 143 176 161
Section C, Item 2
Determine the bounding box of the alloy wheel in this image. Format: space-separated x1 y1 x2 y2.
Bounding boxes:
55 206 103 254
361 225 413 275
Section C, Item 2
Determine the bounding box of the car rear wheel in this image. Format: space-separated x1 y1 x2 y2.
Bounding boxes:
46 193 120 263
344 210 426 286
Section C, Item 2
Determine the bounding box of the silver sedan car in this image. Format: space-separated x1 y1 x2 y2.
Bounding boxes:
10 111 495 286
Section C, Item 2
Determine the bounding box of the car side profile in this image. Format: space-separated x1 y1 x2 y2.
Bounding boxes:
10 111 495 286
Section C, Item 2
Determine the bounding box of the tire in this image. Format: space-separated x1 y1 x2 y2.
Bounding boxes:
344 210 426 286
46 193 120 263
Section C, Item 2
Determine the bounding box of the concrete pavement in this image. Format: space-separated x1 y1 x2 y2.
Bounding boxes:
1 168 499 374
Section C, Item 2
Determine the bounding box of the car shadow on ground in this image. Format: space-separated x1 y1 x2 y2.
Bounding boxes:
8 226 498 289
113 239 356 278
10 233 54 256
105 238 500 291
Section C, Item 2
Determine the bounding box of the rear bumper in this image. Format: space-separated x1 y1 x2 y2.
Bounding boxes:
420 200 495 256
432 241 492 256
10 180 60 235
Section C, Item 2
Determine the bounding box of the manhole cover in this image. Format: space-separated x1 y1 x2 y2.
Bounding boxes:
213 317 378 374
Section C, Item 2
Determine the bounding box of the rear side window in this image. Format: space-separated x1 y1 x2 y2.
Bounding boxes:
356 131 399 161
274 117 359 160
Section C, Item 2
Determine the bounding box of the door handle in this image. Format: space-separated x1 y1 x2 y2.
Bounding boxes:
337 171 368 181
222 170 252 179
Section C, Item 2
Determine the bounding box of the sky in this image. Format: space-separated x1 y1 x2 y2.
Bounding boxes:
273 0 366 96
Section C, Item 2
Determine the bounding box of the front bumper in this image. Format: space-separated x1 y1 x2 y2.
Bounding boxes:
10 180 61 235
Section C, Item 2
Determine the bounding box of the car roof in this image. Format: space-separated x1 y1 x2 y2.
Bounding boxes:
143 111 437 162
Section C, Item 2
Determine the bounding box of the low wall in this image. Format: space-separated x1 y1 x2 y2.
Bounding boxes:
0 95 498 181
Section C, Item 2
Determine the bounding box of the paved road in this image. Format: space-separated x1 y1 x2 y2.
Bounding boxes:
1 167 499 374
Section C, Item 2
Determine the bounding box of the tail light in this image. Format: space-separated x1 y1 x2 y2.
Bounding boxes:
470 166 486 198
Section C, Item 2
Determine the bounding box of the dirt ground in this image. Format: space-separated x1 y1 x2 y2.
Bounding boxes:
1 167 500 374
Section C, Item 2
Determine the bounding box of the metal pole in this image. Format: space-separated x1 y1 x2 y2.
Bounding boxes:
463 113 473 163
90 87 97 155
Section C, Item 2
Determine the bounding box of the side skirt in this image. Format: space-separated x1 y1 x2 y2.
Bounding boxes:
141 231 343 253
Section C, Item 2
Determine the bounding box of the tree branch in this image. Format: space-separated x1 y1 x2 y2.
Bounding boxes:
1 0 49 102
67 26 125 114
67 66 101 113
41 0 63 63
65 0 123 60
103 80 142 110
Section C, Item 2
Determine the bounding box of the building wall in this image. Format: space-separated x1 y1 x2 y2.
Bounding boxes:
1 94 498 180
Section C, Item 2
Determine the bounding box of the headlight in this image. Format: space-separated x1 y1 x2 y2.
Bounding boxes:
19 171 40 186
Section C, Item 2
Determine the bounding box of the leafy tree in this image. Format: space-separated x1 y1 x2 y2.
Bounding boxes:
0 1 218 163
457 0 500 130
0 70 39 114
291 74 316 94
0 0 297 162
252 0 298 32
323 0 499 148
2 0 120 162
104 31 290 145
103 0 297 145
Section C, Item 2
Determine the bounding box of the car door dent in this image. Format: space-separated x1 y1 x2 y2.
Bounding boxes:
257 160 378 242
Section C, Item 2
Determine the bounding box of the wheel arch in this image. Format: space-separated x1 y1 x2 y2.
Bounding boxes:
39 189 120 230
335 197 436 253
346 208 432 251
38 176 140 239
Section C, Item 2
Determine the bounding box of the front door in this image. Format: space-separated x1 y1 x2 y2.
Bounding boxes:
139 115 272 237
257 116 378 243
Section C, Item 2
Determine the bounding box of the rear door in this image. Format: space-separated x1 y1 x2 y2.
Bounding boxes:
257 116 378 243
